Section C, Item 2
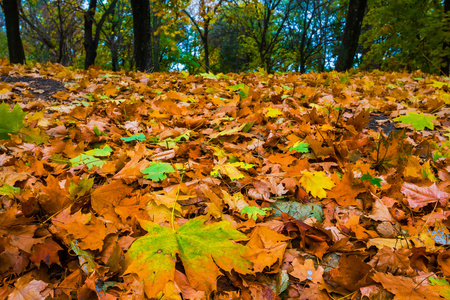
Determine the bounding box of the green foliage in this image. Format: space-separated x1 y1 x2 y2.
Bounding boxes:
361 0 448 73
289 141 309 153
141 162 176 181
393 112 437 130
0 103 26 140
360 173 382 187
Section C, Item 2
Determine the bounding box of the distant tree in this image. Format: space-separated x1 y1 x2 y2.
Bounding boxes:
1 0 26 63
335 0 367 72
282 0 341 73
361 0 447 74
230 0 294 73
19 0 83 65
99 0 133 71
83 0 118 69
183 0 225 72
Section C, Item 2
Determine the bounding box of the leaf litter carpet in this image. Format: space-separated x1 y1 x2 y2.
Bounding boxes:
1 62 450 299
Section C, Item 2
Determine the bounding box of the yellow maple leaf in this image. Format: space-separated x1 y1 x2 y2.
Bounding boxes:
299 170 335 199
265 107 283 118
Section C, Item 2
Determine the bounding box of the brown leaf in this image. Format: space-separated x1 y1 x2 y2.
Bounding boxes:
372 272 441 300
91 180 133 217
8 277 48 300
401 182 450 209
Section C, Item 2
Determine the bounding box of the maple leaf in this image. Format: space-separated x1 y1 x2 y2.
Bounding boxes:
241 206 271 220
30 237 63 267
401 182 450 209
211 162 253 181
0 102 26 140
393 112 437 130
289 258 324 283
8 277 48 300
125 217 252 298
141 162 176 181
289 141 309 153
266 107 283 118
372 272 442 300
299 170 335 199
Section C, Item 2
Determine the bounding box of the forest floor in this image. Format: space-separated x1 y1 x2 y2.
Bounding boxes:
0 61 450 299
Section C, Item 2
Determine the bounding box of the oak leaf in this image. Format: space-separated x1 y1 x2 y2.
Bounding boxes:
124 217 252 298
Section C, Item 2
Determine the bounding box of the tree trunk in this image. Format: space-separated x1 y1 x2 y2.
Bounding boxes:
84 0 97 69
2 0 26 64
444 0 450 76
335 0 367 72
130 0 152 72
203 23 210 72
84 0 118 69
111 40 119 71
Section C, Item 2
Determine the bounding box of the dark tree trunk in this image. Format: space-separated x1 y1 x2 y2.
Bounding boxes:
444 0 450 76
203 23 209 72
130 0 152 72
111 40 119 71
2 0 26 64
335 0 367 72
84 0 118 69
84 0 97 69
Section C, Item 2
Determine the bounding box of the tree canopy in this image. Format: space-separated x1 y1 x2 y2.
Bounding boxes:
0 0 449 73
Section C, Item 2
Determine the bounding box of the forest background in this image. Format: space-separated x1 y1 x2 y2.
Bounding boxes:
1 0 449 75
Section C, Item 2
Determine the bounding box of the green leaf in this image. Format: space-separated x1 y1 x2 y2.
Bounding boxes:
0 183 21 198
84 145 113 157
241 206 270 220
70 154 105 170
0 102 26 140
429 276 450 299
242 121 255 133
289 141 309 153
200 73 218 80
393 112 437 130
121 133 146 142
125 217 251 298
360 173 382 187
141 162 176 181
